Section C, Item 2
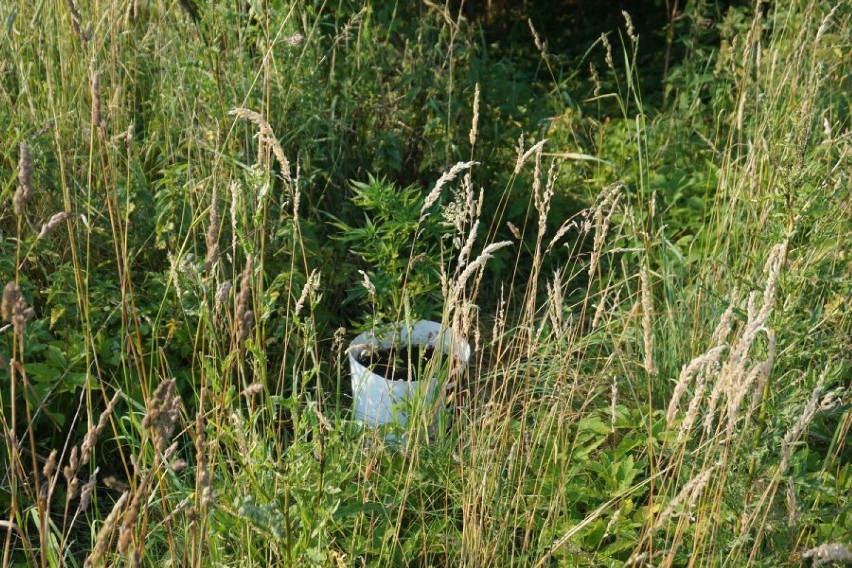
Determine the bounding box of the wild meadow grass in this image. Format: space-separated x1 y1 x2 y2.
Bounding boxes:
1 0 849 566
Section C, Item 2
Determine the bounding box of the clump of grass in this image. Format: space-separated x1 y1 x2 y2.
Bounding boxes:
0 0 848 566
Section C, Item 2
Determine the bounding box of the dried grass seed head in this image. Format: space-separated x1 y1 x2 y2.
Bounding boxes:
76 469 99 515
421 161 478 221
456 219 481 270
142 379 181 453
241 382 264 398
802 543 852 566
528 19 547 54
43 449 58 479
13 142 33 216
786 477 800 526
440 173 477 244
65 0 91 41
91 71 103 135
195 388 212 509
542 161 557 227
358 270 376 298
236 256 254 341
204 185 221 271
666 345 727 426
546 270 566 338
590 62 602 96
215 280 232 311
653 465 716 531
622 11 636 42
85 491 129 568
118 470 152 554
228 108 292 185
237 309 254 342
780 369 831 471
38 211 76 240
2 282 35 335
600 32 614 69
677 359 720 442
294 269 321 317
81 390 121 464
18 141 32 195
285 32 304 46
514 139 547 176
332 327 347 359
640 263 657 377
469 83 480 148
450 241 513 306
586 182 624 280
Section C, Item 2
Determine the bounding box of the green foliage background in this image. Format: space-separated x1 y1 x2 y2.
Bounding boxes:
0 0 848 566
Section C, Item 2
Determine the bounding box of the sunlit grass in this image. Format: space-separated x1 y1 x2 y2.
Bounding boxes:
1 1 848 566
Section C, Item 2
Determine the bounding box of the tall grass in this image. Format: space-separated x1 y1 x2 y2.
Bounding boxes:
1 0 849 566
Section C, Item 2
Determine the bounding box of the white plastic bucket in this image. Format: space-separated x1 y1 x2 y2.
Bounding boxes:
348 320 470 440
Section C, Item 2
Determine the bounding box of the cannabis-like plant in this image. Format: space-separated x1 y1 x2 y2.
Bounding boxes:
334 175 443 331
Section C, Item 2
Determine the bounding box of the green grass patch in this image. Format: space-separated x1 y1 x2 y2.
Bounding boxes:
1 0 849 566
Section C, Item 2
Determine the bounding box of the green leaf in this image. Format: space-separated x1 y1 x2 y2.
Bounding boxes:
23 363 59 383
577 414 611 436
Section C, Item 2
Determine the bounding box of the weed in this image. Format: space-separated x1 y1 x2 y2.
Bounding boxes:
0 0 848 566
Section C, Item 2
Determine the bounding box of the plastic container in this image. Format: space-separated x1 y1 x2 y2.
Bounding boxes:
349 320 470 441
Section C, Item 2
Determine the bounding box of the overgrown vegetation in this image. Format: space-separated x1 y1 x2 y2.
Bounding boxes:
1 0 849 566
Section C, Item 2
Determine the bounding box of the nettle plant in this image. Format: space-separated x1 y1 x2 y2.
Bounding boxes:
334 175 443 332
